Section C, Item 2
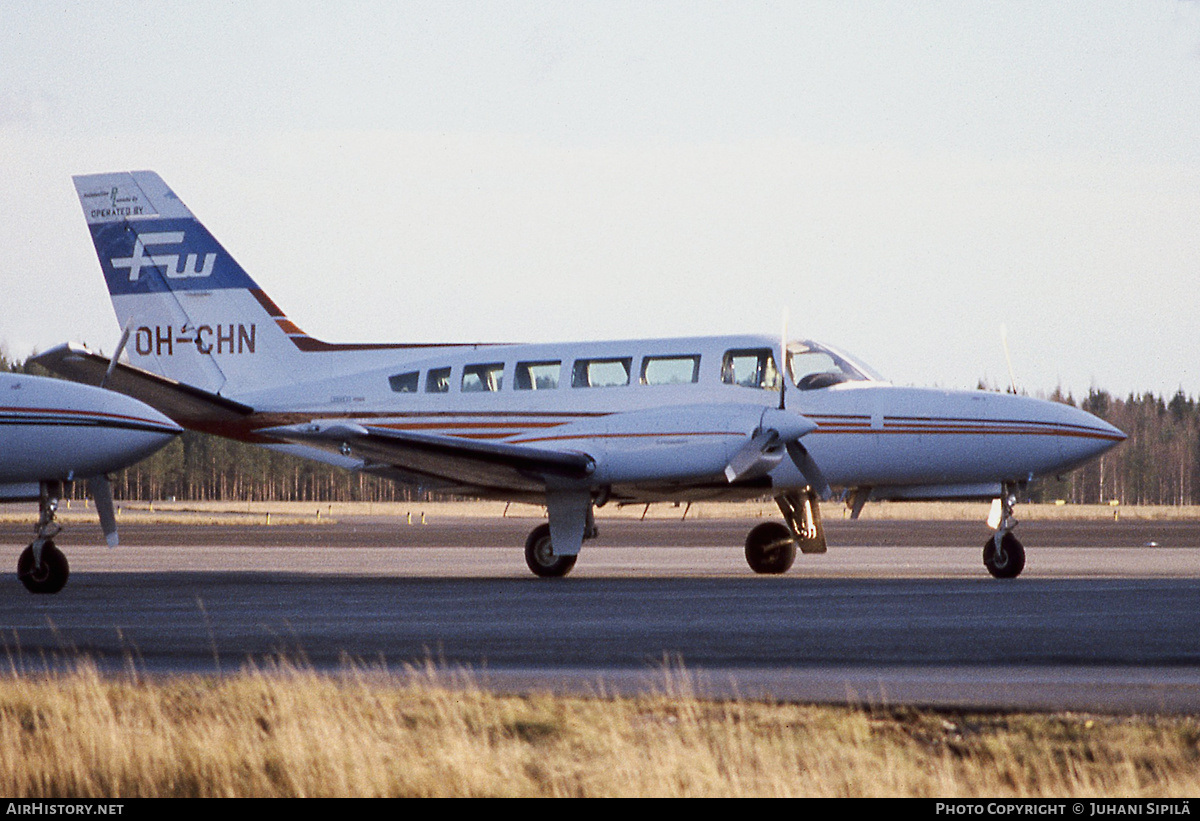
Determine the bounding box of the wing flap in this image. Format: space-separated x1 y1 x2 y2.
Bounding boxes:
261 422 595 495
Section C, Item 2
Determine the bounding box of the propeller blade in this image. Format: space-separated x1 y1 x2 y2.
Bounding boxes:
724 409 819 484
1001 324 1017 394
785 440 832 500
87 476 119 548
724 429 784 483
100 322 134 390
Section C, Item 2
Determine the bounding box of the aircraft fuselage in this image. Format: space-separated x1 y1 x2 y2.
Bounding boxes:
226 333 1123 505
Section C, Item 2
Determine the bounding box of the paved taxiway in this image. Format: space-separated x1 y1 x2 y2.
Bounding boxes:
3 516 1199 713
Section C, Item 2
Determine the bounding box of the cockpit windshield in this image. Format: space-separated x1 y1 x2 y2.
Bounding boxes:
787 341 884 390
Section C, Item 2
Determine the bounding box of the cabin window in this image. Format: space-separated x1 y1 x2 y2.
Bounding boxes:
426 366 451 394
462 362 504 392
388 370 420 393
515 360 561 390
641 355 700 385
721 348 780 390
572 357 632 388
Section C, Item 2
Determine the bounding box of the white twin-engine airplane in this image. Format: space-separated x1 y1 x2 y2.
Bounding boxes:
37 170 1126 580
2 371 181 593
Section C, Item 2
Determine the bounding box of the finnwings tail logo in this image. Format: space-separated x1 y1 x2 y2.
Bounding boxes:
111 232 215 281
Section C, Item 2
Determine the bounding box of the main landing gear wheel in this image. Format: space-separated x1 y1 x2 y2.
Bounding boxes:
17 540 70 594
744 522 797 575
524 523 578 578
983 532 1026 579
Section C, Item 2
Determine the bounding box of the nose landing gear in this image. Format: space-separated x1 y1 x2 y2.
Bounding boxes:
983 485 1025 579
17 482 70 594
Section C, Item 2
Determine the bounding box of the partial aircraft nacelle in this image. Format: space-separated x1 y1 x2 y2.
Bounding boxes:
536 404 817 487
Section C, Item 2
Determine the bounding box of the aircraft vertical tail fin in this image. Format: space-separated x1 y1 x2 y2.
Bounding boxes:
73 171 320 396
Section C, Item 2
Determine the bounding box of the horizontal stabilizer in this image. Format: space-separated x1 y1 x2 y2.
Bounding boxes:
262 422 595 496
33 343 253 426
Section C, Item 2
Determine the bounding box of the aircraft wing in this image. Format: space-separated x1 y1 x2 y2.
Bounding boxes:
32 343 254 426
260 422 595 496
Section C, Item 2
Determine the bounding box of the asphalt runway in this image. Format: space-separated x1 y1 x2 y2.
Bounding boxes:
2 516 1200 713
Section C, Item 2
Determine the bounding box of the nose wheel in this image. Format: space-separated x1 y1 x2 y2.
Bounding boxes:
18 541 69 594
16 483 71 594
983 531 1025 579
984 485 1026 579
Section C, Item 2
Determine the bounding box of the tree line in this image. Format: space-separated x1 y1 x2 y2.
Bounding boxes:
6 351 1197 505
1033 387 1200 506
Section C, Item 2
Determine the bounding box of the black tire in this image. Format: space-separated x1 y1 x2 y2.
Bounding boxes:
17 541 70 594
524 523 577 578
983 532 1026 579
744 522 797 574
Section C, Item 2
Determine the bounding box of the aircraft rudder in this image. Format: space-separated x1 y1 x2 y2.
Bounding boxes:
73 171 261 299
73 170 194 224
72 171 297 394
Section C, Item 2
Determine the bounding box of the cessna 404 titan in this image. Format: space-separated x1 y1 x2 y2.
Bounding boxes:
36 170 1126 580
2 371 181 592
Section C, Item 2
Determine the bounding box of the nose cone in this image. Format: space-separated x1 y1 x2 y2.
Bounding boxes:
1057 403 1126 471
952 389 1126 483
102 391 183 463
61 379 182 473
993 392 1125 477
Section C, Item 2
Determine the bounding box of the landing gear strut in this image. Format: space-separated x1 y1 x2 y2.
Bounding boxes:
17 482 70 594
523 499 597 578
744 488 826 575
983 485 1025 579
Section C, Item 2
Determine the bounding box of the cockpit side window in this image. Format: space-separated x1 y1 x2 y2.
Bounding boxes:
721 349 780 390
789 350 848 390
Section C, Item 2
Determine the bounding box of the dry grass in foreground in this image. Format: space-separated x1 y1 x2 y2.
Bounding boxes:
1 662 1198 798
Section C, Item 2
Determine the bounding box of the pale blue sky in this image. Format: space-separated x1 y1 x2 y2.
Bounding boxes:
2 1 1198 398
